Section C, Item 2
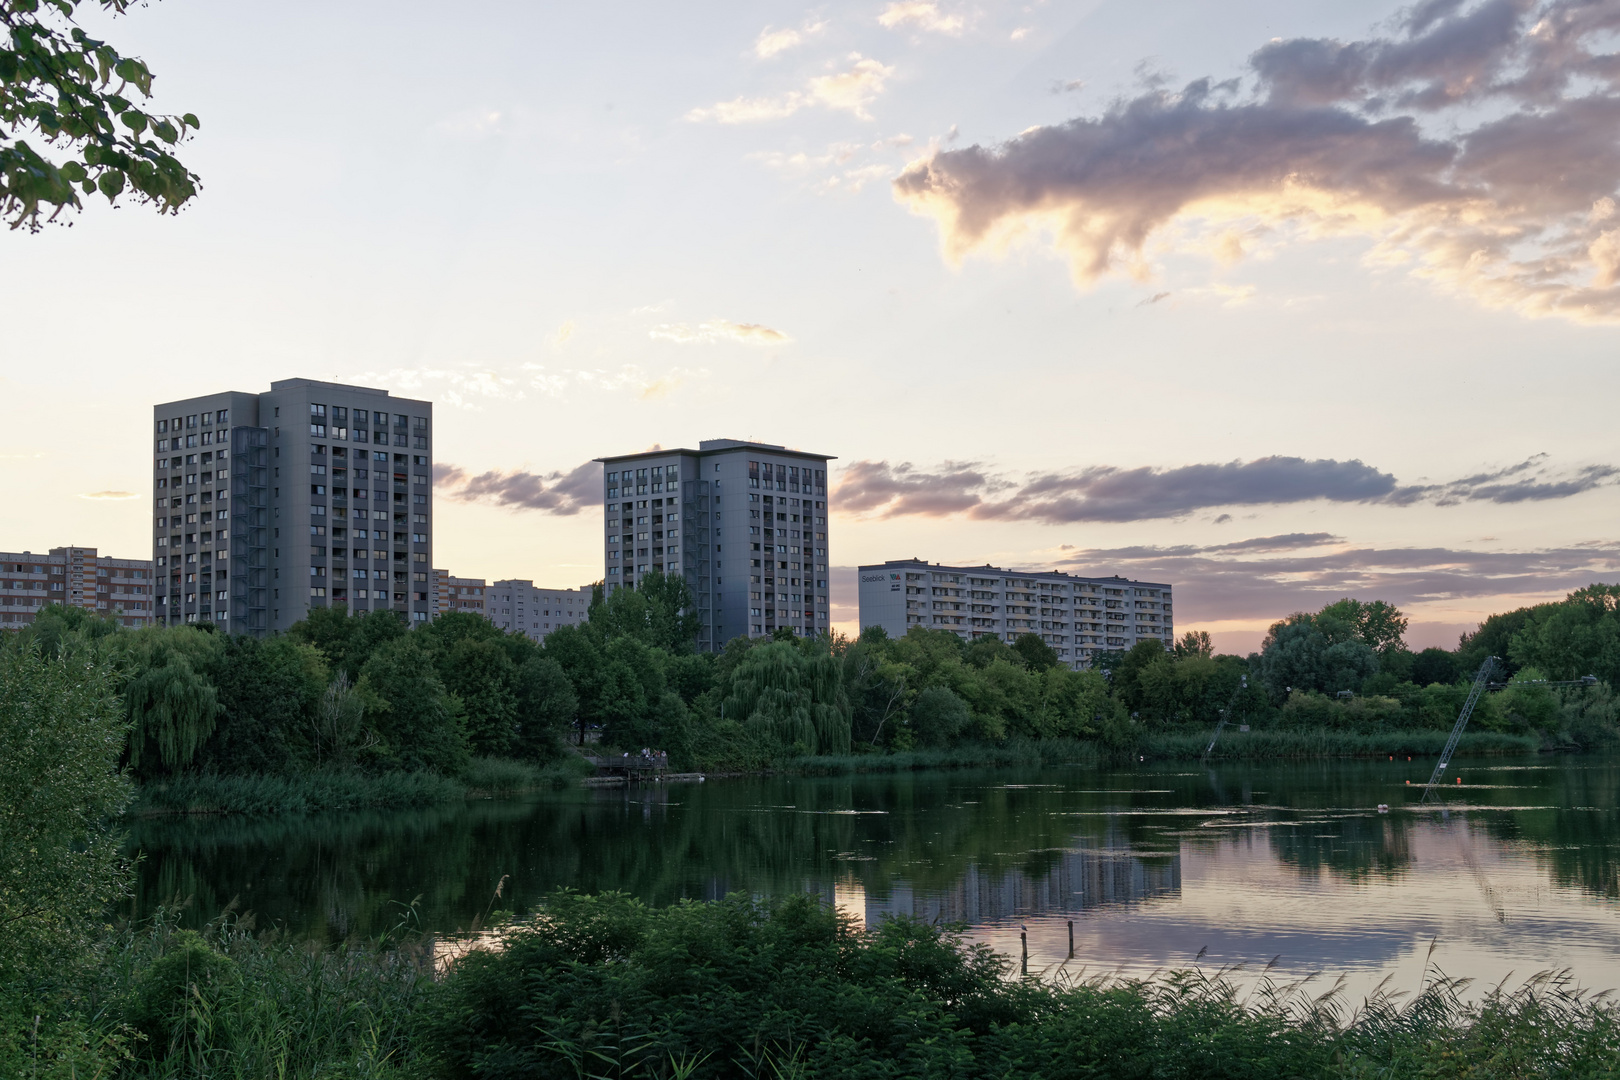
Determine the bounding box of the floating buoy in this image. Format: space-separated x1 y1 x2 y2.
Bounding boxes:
1406 780 1410 784
1377 804 1389 813
1457 777 1462 784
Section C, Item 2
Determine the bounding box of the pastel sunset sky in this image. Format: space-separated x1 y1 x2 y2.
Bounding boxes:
6 0 1619 652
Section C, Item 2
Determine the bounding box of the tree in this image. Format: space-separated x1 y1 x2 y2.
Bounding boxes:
1318 598 1408 655
0 644 131 1072
1011 633 1061 671
1509 584 1620 687
589 571 700 653
908 685 968 747
359 637 468 774
1256 613 1378 699
722 640 851 756
442 637 518 756
195 633 327 773
512 655 577 759
2 0 201 230
1411 646 1461 687
119 626 223 777
1174 630 1214 659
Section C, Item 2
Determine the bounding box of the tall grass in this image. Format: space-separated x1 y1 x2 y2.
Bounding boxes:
460 754 593 795
1145 727 1542 761
91 909 430 1079
132 769 467 816
789 736 1104 775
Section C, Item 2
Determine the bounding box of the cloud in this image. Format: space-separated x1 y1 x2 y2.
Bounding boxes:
649 319 790 345
877 1 965 35
754 20 826 59
352 363 705 405
835 454 1618 523
436 460 599 515
892 0 1620 322
1054 533 1620 625
689 54 894 123
78 490 137 500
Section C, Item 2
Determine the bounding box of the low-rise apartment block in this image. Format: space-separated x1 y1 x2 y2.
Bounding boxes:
432 570 486 618
857 558 1173 667
0 546 157 628
488 579 591 643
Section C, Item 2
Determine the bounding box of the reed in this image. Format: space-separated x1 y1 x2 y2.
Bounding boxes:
1143 727 1541 761
132 769 468 816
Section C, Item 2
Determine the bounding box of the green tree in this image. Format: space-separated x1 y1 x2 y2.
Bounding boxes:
194 634 327 774
359 637 468 773
512 655 577 759
722 640 851 756
1011 632 1061 671
442 637 519 756
1318 598 1409 655
119 626 224 777
0 645 130 1076
1411 647 1461 687
589 571 700 653
1509 584 1620 687
908 685 968 747
1174 629 1214 658
2 0 201 230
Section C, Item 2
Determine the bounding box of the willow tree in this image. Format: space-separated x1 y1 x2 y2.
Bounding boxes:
119 627 222 775
722 640 850 756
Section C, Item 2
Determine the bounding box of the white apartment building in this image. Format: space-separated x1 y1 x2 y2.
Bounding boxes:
857 558 1174 668
488 579 591 643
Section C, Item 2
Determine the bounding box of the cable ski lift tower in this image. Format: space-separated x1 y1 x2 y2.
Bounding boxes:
1203 675 1248 759
1421 658 1496 803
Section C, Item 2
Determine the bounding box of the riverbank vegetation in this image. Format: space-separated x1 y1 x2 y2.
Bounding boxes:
7 580 1620 811
7 644 1620 1078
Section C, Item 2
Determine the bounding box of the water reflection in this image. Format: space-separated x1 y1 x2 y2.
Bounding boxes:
126 753 1620 995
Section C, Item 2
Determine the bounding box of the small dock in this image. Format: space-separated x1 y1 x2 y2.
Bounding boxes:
585 751 671 782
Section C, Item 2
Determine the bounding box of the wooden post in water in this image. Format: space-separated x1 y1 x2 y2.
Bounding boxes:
1020 930 1028 975
1067 919 1074 958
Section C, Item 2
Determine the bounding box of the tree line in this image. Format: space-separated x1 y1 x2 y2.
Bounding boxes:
8 576 1619 780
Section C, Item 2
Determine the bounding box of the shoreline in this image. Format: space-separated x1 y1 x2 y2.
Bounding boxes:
127 727 1550 815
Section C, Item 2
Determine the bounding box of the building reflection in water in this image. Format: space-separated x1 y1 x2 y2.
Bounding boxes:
821 845 1181 932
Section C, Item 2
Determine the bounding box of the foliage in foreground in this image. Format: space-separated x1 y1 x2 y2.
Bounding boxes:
418 891 1620 1080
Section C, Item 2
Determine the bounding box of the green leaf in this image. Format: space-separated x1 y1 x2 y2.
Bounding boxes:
121 111 148 134
183 113 201 129
97 170 125 198
60 161 87 183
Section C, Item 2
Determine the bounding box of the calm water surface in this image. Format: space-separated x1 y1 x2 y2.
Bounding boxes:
128 753 1620 997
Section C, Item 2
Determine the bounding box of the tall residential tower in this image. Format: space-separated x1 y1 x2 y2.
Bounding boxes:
597 438 833 650
152 379 433 634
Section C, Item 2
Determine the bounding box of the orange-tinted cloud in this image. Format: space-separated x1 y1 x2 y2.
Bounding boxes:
894 0 1620 321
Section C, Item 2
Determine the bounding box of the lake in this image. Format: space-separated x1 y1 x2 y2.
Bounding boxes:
127 752 1620 999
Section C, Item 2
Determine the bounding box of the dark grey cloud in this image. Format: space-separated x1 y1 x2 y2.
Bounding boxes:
435 460 599 515
894 0 1620 321
835 455 1616 524
1055 535 1620 624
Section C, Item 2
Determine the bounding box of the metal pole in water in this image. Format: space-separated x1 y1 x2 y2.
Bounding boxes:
1067 919 1074 958
1021 930 1028 975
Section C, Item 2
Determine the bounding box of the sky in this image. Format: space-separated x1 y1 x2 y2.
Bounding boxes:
5 0 1620 653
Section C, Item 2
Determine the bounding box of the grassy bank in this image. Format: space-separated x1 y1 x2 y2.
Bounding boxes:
781 728 1541 776
21 892 1618 1079
1146 727 1543 761
132 756 591 816
787 736 1105 775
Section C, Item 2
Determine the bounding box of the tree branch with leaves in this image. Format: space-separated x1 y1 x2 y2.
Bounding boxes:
1 0 199 231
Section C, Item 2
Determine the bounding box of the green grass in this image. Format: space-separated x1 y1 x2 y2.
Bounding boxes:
459 754 593 795
788 736 1105 775
1144 726 1543 760
133 754 599 816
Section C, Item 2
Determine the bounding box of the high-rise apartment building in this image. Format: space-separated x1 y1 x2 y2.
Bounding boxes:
598 438 833 650
152 379 433 634
432 570 486 618
487 580 590 642
0 546 156 628
857 558 1173 667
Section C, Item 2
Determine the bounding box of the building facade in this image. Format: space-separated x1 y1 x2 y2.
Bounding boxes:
488 580 590 642
431 570 486 618
597 438 832 650
0 546 156 628
857 558 1173 667
152 378 433 634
